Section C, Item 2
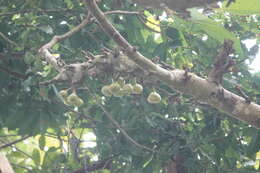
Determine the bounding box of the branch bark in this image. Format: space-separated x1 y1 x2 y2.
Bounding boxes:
85 0 260 129
0 135 30 150
0 154 15 173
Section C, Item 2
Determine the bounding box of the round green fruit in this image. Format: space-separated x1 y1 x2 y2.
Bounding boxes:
101 85 112 97
122 84 133 95
67 92 84 107
117 77 125 87
109 82 121 94
132 84 143 94
113 89 125 97
59 90 68 98
147 91 161 104
74 97 84 107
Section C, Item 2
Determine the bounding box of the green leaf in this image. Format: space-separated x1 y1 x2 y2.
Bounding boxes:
189 9 243 56
223 0 260 15
32 149 41 165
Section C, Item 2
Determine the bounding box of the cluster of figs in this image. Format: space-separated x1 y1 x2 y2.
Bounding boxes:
57 78 162 107
101 78 162 104
59 90 84 107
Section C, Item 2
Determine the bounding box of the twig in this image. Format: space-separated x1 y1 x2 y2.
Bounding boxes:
0 139 35 161
38 9 139 73
0 32 19 47
208 40 235 84
0 65 27 79
0 135 30 150
234 85 251 104
226 0 236 7
51 98 97 123
0 52 25 60
11 163 33 172
98 103 154 152
71 155 117 173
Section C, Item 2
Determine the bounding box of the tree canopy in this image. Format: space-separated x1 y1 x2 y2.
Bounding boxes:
0 0 259 173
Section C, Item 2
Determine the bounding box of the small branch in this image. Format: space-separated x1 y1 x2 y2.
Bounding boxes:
85 0 260 129
71 155 117 173
226 0 236 7
0 65 27 79
38 9 139 73
0 52 25 60
0 139 34 160
11 163 33 172
0 32 19 47
98 103 154 152
51 98 97 123
208 40 235 84
0 135 30 150
235 85 251 104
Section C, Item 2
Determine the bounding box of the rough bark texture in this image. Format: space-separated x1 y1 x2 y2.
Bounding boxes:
0 154 15 173
38 0 260 129
85 0 260 129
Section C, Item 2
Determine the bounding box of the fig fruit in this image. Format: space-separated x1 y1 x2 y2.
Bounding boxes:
147 91 161 104
109 82 121 94
74 97 84 107
122 84 133 95
101 85 113 97
117 77 125 87
113 89 125 97
67 92 84 107
59 90 68 98
132 84 143 94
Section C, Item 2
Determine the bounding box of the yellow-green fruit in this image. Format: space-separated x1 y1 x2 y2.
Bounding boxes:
113 89 125 97
67 111 76 117
74 97 84 107
132 84 143 94
59 90 68 98
184 62 193 68
101 85 112 97
109 82 121 94
117 77 125 87
67 92 84 107
122 84 133 95
147 91 161 104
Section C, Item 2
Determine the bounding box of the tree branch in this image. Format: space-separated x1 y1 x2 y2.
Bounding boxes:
0 65 27 79
98 103 154 152
0 32 19 47
0 135 30 150
85 0 260 129
0 154 15 173
71 155 116 173
208 40 235 84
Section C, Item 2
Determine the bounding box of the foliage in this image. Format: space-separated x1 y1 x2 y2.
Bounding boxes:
0 0 259 172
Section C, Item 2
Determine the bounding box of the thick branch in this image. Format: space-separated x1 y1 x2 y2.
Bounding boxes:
38 9 139 73
0 154 15 173
208 40 234 84
85 0 260 129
